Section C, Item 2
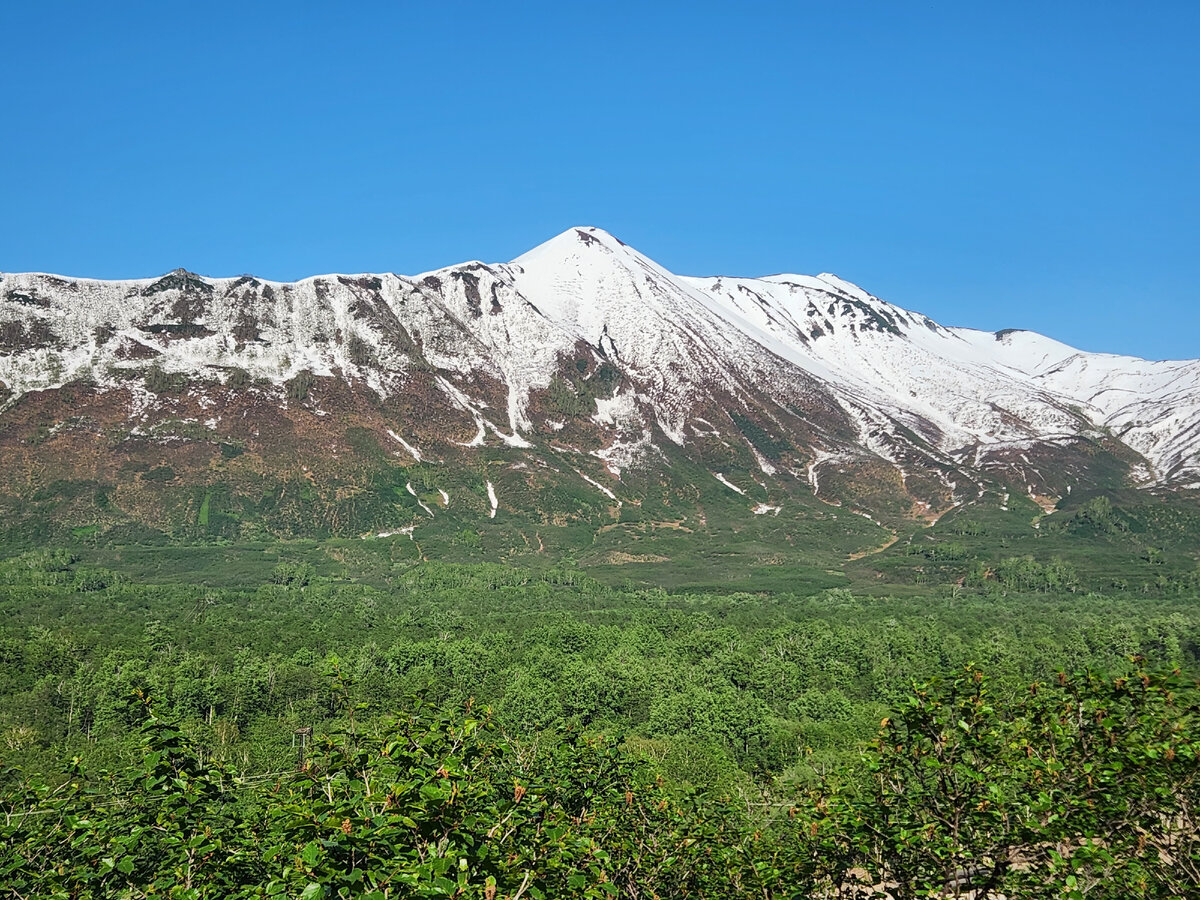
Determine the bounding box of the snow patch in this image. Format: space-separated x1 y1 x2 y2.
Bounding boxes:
406 482 435 517
486 480 498 518
436 377 487 447
366 526 415 540
577 469 621 506
593 390 639 428
806 449 841 496
593 428 657 477
749 446 777 476
713 472 747 495
486 419 533 448
387 429 422 462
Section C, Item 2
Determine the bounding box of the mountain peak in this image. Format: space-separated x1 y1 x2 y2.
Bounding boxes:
505 227 675 338
570 225 627 248
511 226 631 268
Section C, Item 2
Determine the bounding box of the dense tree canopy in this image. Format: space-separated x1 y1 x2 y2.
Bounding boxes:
3 550 1200 896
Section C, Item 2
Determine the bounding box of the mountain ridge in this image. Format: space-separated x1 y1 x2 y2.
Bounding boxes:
1 226 1198 559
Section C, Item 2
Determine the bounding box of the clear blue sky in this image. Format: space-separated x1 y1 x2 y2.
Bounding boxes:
3 1 1197 360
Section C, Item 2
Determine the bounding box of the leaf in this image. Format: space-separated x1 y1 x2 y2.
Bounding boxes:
300 883 325 900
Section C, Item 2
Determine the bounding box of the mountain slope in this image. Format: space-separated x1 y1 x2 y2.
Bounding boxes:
1 226 1197 566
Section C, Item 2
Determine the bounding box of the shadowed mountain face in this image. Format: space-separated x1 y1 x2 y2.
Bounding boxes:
1 226 1198 565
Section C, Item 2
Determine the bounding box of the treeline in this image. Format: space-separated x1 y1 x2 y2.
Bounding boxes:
3 666 1198 899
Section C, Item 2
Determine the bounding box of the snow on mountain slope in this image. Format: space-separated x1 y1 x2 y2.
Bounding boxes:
502 228 834 443
683 269 1200 484
686 274 1079 444
507 227 1199 487
405 261 580 439
948 329 1200 482
2 225 1198 502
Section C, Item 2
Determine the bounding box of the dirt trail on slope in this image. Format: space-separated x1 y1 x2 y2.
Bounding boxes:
847 532 899 560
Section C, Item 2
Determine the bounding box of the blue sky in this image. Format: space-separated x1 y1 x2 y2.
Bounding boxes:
2 1 1197 359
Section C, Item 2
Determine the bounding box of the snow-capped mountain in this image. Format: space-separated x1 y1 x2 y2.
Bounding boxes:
1 226 1198 545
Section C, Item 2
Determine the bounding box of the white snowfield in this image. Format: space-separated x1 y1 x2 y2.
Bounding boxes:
1 227 1198 488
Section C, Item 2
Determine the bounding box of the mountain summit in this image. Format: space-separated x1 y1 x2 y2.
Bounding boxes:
1 228 1198 555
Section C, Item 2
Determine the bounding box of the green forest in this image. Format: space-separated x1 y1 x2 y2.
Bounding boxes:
2 540 1200 898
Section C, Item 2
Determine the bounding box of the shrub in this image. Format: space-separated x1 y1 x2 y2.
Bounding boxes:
285 370 316 401
143 365 187 394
